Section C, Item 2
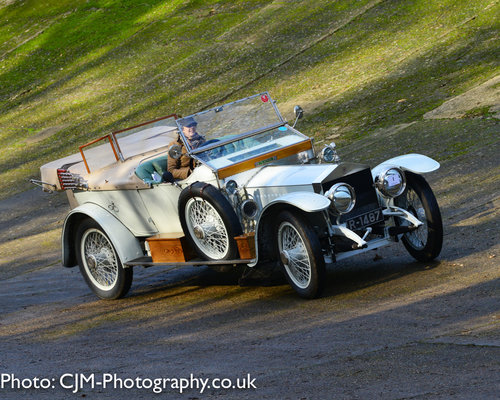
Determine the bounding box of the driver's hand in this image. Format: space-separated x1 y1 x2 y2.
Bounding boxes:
189 158 200 170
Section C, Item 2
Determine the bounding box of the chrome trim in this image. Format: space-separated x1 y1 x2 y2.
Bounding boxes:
270 95 286 124
335 237 393 261
375 167 406 198
30 179 57 193
329 225 367 249
241 199 258 219
325 183 356 214
383 206 423 228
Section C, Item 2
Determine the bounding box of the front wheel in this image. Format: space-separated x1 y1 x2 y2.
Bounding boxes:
275 210 326 299
75 219 133 299
395 172 443 261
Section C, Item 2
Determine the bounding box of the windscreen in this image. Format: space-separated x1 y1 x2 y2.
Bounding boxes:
195 126 309 170
176 93 283 153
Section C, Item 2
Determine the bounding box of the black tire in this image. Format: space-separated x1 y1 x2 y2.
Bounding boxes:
75 219 133 300
395 172 443 261
179 182 242 261
274 210 326 299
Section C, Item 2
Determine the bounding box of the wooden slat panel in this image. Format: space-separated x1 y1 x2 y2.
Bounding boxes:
147 233 196 262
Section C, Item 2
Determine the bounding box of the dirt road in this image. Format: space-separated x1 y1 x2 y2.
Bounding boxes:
0 131 498 399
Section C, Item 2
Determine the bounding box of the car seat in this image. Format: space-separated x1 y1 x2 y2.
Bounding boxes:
135 155 168 184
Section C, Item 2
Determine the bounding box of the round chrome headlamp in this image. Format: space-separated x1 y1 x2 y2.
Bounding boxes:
376 167 406 198
319 142 339 163
320 146 335 163
325 183 356 214
241 199 258 219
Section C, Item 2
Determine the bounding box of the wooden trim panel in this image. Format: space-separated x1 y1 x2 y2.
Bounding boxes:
217 139 313 179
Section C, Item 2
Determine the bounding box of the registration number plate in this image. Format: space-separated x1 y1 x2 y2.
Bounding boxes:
346 209 384 230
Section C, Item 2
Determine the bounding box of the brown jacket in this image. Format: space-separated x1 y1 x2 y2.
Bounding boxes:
167 135 206 180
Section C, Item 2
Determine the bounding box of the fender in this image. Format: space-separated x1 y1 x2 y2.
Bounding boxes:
62 202 144 268
248 191 330 267
262 192 331 213
371 153 440 179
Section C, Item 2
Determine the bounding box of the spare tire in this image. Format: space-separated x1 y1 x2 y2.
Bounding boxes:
178 182 242 261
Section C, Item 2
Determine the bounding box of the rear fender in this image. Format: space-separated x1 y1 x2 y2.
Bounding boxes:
62 203 144 268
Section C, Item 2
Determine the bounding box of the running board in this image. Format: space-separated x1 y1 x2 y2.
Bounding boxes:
124 256 255 268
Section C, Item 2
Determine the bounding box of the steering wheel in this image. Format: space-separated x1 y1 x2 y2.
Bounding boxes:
209 147 226 158
202 139 226 158
203 139 220 147
203 139 237 158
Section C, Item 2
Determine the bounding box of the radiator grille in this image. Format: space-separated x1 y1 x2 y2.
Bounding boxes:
322 168 380 223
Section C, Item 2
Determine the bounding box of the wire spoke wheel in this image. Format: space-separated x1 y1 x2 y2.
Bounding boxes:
179 182 242 261
395 172 443 262
81 228 119 290
274 210 325 299
278 222 311 289
185 197 230 259
76 219 133 300
399 188 428 250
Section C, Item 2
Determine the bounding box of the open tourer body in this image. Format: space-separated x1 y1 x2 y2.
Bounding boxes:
36 92 443 299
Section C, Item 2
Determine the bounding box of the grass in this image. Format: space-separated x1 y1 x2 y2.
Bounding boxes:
463 106 495 119
0 0 498 199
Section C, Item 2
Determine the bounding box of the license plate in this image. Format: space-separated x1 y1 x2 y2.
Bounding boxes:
346 209 384 230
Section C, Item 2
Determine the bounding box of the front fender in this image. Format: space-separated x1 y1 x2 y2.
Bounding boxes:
262 192 331 213
62 202 143 268
371 153 440 179
249 191 330 267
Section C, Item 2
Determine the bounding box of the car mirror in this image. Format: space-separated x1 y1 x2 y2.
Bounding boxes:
168 145 182 160
294 105 304 119
292 105 304 128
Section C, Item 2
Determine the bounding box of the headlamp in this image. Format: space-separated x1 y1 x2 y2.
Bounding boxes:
325 183 356 214
376 167 406 198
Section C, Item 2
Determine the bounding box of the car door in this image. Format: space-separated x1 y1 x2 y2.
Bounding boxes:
138 184 184 233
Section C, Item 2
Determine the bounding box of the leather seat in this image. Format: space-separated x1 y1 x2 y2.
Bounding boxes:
135 155 168 184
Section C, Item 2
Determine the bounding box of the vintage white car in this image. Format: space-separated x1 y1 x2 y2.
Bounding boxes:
35 92 443 299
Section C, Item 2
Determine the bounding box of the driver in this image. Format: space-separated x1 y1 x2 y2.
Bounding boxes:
166 117 206 180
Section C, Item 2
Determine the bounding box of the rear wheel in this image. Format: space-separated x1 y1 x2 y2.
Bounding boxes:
275 210 325 299
75 219 133 299
395 172 443 261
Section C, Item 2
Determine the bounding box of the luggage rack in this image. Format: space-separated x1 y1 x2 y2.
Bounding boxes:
124 256 255 268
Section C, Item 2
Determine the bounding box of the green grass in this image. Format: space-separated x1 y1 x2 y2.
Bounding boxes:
0 0 498 199
341 118 500 165
463 106 495 119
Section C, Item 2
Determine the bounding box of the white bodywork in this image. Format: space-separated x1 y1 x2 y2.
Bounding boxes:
62 202 143 267
372 153 440 179
57 151 441 268
232 165 333 210
260 192 331 213
69 164 218 237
